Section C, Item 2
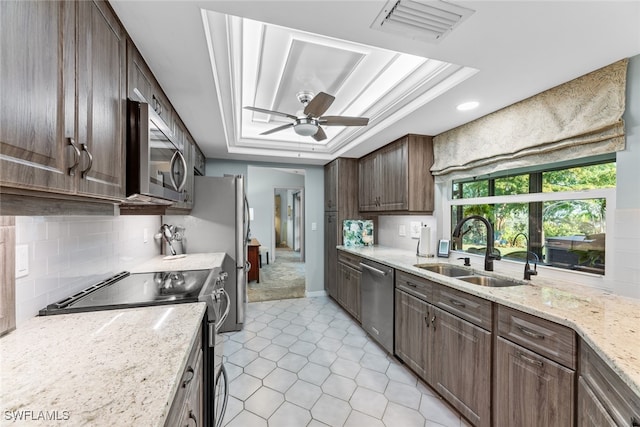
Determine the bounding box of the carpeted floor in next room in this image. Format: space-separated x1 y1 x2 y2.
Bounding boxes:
248 248 306 302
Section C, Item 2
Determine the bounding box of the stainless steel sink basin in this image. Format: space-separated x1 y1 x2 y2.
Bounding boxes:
458 275 524 287
414 264 474 278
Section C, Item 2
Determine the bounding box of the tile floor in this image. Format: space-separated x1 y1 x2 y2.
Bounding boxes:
221 296 471 427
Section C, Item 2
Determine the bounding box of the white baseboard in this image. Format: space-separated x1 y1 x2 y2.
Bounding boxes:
305 290 328 298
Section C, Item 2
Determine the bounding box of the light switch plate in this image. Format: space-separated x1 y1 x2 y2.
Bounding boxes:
410 221 422 239
16 244 29 278
398 225 406 236
311 222 317 231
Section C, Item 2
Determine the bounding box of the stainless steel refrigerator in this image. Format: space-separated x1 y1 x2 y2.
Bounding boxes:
164 175 250 332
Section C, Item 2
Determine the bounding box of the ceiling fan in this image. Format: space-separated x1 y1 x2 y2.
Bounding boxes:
244 91 369 141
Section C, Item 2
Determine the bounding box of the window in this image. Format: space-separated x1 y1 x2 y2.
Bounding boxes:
450 161 615 275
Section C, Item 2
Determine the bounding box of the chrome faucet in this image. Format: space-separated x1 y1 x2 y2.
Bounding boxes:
511 233 538 280
452 215 501 272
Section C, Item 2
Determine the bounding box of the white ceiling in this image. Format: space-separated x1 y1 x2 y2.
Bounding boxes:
109 1 640 166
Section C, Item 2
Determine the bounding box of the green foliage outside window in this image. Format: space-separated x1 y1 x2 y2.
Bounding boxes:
451 162 615 275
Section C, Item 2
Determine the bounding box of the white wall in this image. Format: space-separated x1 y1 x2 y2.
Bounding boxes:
14 215 161 325
611 54 640 298
206 159 325 294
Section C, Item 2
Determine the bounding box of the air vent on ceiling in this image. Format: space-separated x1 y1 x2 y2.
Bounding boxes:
371 0 474 43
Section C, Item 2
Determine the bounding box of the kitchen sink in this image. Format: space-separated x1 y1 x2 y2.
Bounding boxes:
414 264 474 278
457 275 524 287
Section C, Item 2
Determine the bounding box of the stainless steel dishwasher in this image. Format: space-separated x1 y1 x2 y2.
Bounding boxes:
359 259 395 353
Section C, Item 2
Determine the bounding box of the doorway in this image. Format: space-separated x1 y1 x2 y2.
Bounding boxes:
273 187 304 262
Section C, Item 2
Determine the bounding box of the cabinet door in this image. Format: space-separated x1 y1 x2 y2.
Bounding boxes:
76 0 126 199
494 337 574 427
0 1 76 194
324 161 337 211
432 306 491 427
324 213 338 298
342 264 361 321
0 220 16 336
395 290 430 382
358 155 378 211
578 378 617 427
378 140 408 211
178 349 204 427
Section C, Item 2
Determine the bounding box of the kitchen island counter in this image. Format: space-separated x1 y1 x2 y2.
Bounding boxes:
0 303 206 426
339 245 640 399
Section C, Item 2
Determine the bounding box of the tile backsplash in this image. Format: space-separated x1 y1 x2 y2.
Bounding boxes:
14 215 161 325
611 208 640 298
377 215 437 255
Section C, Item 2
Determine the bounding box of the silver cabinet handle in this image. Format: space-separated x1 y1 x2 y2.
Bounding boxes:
68 138 81 176
518 326 545 340
186 409 197 427
517 351 543 367
406 281 417 288
359 262 387 276
449 299 466 308
182 366 195 388
80 143 93 178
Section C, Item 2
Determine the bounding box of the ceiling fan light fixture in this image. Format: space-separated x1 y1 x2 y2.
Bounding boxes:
294 118 319 136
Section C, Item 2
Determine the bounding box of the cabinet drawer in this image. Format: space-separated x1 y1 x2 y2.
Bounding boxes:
337 251 362 270
165 324 203 426
498 306 575 369
580 342 640 426
433 285 492 331
395 270 433 302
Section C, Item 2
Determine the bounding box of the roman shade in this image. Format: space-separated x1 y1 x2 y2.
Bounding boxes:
431 58 628 182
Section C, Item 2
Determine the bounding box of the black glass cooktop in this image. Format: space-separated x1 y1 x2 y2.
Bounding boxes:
39 269 214 315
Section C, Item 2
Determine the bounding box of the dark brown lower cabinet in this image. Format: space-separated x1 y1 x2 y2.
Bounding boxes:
324 213 338 299
394 289 431 382
337 261 361 321
578 377 617 427
432 306 491 427
494 337 574 427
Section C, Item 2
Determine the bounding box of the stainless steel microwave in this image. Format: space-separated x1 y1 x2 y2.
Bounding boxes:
126 99 186 202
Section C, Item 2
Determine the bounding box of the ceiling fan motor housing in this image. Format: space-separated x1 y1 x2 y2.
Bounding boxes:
296 91 315 106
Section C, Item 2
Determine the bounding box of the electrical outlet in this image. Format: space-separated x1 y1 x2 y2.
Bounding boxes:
410 221 422 238
398 225 406 236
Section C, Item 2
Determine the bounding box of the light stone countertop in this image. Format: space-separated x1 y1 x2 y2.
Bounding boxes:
129 252 226 273
339 244 640 398
0 303 206 427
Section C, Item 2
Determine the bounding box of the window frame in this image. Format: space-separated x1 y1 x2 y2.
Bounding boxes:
445 180 616 278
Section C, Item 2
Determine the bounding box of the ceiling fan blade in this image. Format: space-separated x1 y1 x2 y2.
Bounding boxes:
244 106 298 121
260 123 294 135
304 92 335 117
312 126 327 141
319 116 369 126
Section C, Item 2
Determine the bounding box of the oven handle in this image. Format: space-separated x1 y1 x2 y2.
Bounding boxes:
215 364 229 427
210 288 231 336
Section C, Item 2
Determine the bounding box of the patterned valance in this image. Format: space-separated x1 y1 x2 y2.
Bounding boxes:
431 59 628 181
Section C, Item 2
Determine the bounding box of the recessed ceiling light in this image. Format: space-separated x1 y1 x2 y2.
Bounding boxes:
457 101 479 111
